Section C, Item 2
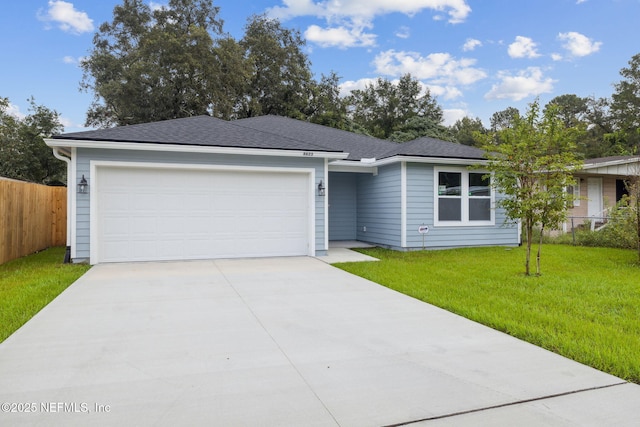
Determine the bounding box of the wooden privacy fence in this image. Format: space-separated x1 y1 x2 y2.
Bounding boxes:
0 178 67 264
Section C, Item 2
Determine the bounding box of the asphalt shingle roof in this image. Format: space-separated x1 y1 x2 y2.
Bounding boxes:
584 155 640 165
53 115 341 153
53 114 488 161
233 115 397 161
379 136 486 160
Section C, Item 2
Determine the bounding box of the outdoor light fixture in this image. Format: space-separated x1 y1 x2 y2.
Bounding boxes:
77 175 89 194
317 180 326 196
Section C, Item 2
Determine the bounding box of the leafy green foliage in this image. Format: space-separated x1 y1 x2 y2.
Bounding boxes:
81 0 223 127
81 3 318 126
450 116 486 146
489 106 520 132
545 94 588 128
336 246 640 383
79 2 452 141
389 116 454 142
307 72 353 130
0 247 90 343
478 99 583 275
601 196 640 251
0 97 65 184
610 53 640 152
238 14 314 119
346 74 443 139
210 36 250 119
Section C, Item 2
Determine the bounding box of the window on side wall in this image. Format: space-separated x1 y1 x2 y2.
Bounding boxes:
435 168 494 226
566 182 581 207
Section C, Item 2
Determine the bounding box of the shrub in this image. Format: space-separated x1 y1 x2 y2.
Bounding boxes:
547 196 639 250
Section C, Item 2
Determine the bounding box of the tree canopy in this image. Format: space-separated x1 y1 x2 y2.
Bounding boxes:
0 97 65 184
81 0 223 127
346 74 444 140
237 14 314 119
81 2 317 127
610 53 640 153
450 116 486 146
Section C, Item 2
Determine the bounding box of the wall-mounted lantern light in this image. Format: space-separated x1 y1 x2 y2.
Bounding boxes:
317 180 326 196
77 175 89 194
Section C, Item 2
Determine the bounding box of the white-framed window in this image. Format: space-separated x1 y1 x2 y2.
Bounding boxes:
434 167 494 226
566 181 580 207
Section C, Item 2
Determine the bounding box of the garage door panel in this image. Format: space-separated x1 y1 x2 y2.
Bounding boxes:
96 167 311 263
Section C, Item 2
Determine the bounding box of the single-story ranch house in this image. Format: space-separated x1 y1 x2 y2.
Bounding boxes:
46 115 519 264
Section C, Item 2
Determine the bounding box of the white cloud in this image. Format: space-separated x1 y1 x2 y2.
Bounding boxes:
558 31 601 57
551 53 563 61
304 24 376 48
149 2 167 11
63 55 86 65
576 0 587 4
338 78 378 97
373 49 487 86
427 85 463 100
38 1 93 34
395 26 410 39
508 36 540 59
269 0 471 48
338 77 461 101
269 0 472 23
462 38 482 51
442 108 467 126
58 116 75 129
5 103 26 120
485 67 555 101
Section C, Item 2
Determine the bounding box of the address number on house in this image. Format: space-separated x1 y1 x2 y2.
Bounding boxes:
303 152 314 156
418 225 430 234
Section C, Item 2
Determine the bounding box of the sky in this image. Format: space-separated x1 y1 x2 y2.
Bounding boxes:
2 0 640 133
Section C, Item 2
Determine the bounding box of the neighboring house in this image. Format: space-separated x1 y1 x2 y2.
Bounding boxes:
46 115 519 264
564 155 640 232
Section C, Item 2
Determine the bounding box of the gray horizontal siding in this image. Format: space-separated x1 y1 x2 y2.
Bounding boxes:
73 148 326 261
356 164 401 247
404 162 518 249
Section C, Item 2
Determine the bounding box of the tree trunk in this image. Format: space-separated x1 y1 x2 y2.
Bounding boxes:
636 196 640 263
537 225 544 276
525 220 533 276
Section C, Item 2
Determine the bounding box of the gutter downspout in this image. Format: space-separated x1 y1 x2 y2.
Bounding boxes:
52 147 72 263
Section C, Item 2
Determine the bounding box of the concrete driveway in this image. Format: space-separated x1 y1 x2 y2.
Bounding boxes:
0 257 638 426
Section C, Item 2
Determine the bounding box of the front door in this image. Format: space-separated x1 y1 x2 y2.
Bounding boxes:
587 177 603 218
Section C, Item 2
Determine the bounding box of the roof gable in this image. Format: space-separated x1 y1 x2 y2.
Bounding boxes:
581 155 640 176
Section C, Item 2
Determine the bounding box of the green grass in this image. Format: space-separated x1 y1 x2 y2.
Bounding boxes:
335 245 640 384
0 247 90 343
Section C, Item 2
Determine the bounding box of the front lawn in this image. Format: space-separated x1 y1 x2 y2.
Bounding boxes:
0 247 91 343
335 245 640 384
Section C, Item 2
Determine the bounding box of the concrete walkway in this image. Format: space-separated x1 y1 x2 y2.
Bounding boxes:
0 257 638 426
316 247 379 264
316 240 379 264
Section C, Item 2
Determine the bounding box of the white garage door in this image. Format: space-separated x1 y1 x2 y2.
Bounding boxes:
95 166 312 263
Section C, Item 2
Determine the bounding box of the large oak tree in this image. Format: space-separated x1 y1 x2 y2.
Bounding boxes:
81 0 223 127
